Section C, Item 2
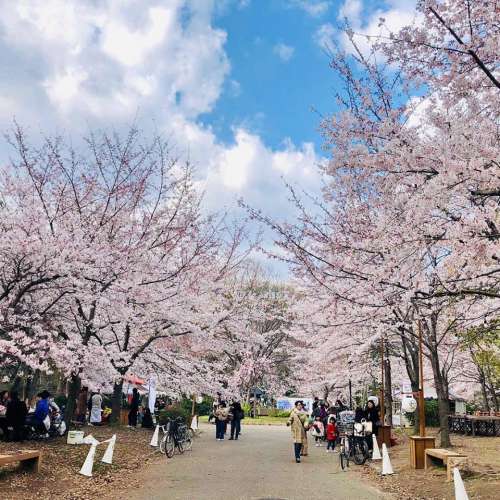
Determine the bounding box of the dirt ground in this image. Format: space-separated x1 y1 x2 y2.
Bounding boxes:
0 423 498 499
359 428 500 500
0 425 164 500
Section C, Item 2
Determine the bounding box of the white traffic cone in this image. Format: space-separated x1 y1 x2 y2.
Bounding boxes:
372 434 382 460
150 424 159 447
453 467 469 500
190 415 198 431
79 443 97 477
381 443 394 475
101 434 116 464
82 434 99 445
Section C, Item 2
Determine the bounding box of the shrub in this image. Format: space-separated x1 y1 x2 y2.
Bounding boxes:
158 405 191 425
268 408 290 418
54 394 67 409
242 402 251 417
179 396 213 416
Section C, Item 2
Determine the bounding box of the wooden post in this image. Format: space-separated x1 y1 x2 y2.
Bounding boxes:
409 319 435 468
380 336 385 425
418 320 425 437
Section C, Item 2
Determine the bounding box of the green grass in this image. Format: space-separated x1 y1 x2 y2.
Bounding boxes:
199 415 288 426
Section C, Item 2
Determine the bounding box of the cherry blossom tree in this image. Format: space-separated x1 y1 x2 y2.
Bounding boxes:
1 125 256 423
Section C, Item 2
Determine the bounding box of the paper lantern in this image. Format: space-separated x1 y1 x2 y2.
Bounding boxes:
401 395 417 413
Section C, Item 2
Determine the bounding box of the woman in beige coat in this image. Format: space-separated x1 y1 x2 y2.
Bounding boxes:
287 401 309 463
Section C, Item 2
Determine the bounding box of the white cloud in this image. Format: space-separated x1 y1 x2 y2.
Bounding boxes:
0 0 229 125
289 0 331 17
0 0 326 235
336 0 419 55
273 43 295 62
338 0 362 22
314 23 335 49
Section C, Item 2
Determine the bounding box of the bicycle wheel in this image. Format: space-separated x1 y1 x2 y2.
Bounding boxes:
159 434 167 455
183 434 193 451
165 434 175 458
352 441 367 465
340 451 349 470
176 437 184 454
360 438 370 460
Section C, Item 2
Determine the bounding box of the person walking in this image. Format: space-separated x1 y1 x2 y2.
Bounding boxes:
128 388 140 428
364 400 380 451
90 390 103 426
215 402 228 440
326 415 337 453
286 400 309 463
229 401 243 440
76 386 88 423
6 391 28 441
311 416 324 446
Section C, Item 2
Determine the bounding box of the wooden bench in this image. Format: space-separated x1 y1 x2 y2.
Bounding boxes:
425 448 467 482
0 450 42 473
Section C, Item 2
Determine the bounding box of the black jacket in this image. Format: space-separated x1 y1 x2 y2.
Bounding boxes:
365 406 380 426
7 399 28 427
354 407 366 423
230 402 243 420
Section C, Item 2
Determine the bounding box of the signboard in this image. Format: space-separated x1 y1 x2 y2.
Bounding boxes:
401 383 413 394
276 397 314 413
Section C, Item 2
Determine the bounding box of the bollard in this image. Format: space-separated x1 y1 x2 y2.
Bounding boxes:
150 424 160 447
372 434 382 460
79 443 98 477
453 467 469 500
101 434 116 464
381 443 394 475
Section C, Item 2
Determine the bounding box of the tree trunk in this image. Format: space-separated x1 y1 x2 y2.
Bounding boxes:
64 374 81 427
11 376 23 394
25 369 41 405
489 385 499 411
111 380 124 424
430 353 451 447
479 371 490 411
384 358 393 425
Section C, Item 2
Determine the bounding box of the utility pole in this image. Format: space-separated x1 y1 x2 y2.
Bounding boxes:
380 336 385 425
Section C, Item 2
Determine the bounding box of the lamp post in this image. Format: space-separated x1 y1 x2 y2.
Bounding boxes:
347 358 353 410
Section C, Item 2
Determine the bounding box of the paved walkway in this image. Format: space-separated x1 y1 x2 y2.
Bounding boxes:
126 423 384 500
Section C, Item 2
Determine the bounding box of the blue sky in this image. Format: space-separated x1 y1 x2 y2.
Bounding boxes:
201 0 341 151
0 0 416 271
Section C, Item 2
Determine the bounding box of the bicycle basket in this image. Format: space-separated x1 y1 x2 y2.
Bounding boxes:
338 422 354 436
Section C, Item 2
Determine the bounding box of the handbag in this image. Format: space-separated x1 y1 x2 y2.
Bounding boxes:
43 414 51 431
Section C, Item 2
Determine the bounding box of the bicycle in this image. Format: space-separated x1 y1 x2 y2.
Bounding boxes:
158 423 169 454
338 422 370 470
161 417 192 458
